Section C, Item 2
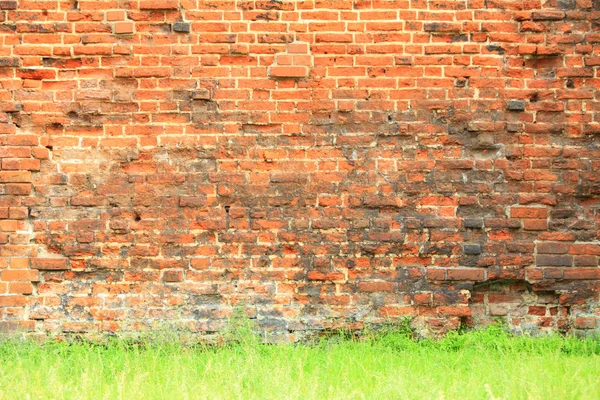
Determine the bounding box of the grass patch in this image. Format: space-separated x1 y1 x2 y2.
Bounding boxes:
0 324 598 399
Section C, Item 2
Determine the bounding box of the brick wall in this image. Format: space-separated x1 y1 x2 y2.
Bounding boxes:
0 0 598 339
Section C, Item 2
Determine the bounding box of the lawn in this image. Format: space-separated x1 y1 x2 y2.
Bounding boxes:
0 324 598 400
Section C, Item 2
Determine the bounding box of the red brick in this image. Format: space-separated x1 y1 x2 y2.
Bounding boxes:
563 268 600 280
531 11 565 20
413 293 432 305
437 306 471 317
358 281 396 292
528 306 547 316
574 256 597 267
307 271 345 282
447 269 485 281
427 268 446 280
569 244 600 256
510 207 548 219
574 317 597 329
523 219 548 231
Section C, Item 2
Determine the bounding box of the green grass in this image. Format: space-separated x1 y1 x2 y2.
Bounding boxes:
0 325 598 400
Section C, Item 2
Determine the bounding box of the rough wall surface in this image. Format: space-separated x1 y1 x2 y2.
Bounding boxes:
0 0 599 339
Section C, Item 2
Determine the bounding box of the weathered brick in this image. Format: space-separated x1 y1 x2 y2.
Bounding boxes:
510 207 548 219
537 242 568 254
507 100 525 112
563 268 600 280
523 219 548 231
574 317 597 329
447 269 485 281
0 57 19 67
307 271 345 282
536 255 573 267
173 22 191 33
192 89 212 100
0 1 17 10
424 22 461 33
31 259 69 271
463 244 482 255
531 11 565 20
358 281 396 292
413 293 432 305
163 270 183 282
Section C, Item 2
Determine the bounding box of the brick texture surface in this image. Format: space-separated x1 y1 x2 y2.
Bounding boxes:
0 0 598 339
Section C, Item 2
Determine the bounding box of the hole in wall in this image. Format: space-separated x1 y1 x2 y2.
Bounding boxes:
566 79 575 89
530 92 539 103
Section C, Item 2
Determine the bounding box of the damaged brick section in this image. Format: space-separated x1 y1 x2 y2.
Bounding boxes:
0 1 598 340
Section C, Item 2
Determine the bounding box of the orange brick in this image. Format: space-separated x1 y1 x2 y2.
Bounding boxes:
0 296 26 306
114 22 135 35
106 10 126 21
0 171 31 183
31 258 69 271
8 283 33 295
276 54 293 65
9 258 29 269
140 0 178 9
287 42 309 54
1 270 39 282
269 66 308 78
293 55 312 66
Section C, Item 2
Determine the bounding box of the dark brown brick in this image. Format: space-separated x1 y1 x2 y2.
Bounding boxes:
536 255 573 267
